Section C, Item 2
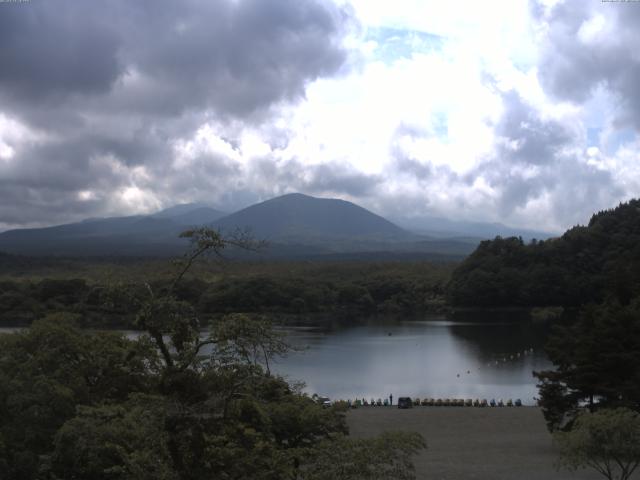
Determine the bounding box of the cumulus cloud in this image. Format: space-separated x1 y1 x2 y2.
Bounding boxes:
0 0 353 228
374 90 624 232
0 0 639 234
534 0 640 130
480 92 623 227
0 0 350 118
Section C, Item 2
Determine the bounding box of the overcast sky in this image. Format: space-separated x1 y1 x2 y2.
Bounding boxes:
1 0 639 232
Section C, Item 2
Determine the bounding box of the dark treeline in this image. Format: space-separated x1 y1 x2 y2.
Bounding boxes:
536 298 640 431
447 199 640 307
446 198 640 431
0 261 453 327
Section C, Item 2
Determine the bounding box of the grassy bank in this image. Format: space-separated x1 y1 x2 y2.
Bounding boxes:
346 407 600 480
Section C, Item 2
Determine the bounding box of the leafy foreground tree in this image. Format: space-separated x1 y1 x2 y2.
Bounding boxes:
555 408 640 480
0 228 425 479
534 298 640 431
301 432 425 480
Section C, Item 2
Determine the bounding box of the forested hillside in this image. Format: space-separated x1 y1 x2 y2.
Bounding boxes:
447 199 640 307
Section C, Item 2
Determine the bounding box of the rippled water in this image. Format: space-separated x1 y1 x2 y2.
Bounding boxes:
271 316 553 406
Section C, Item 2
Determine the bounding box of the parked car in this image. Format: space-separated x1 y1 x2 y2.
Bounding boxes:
397 397 413 409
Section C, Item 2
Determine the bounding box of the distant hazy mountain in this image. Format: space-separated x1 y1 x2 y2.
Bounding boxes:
393 215 555 241
0 194 480 258
0 203 226 256
0 215 183 256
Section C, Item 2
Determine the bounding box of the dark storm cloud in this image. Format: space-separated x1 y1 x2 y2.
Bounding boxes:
395 156 433 180
0 135 135 227
0 184 100 227
125 0 350 118
534 0 640 130
0 0 352 227
245 158 382 202
494 92 573 166
0 0 351 119
304 163 382 196
0 1 122 101
390 125 435 181
474 92 623 225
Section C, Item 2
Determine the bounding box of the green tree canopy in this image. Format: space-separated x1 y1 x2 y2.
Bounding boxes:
555 408 640 480
534 299 640 431
447 198 640 308
0 228 426 479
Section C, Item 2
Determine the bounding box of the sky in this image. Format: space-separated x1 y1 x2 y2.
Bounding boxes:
0 0 639 233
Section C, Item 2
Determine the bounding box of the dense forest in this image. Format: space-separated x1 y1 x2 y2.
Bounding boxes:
0 229 426 479
0 260 452 328
447 199 640 308
445 199 640 431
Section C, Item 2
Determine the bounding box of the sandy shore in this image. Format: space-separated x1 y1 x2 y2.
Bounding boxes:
347 407 602 480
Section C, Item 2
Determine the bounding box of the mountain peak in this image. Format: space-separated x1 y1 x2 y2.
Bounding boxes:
214 193 408 241
277 192 311 199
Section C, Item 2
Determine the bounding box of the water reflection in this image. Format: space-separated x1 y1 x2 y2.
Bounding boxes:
272 316 553 405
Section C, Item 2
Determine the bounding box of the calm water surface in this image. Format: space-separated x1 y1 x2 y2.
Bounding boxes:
0 315 553 405
271 316 553 405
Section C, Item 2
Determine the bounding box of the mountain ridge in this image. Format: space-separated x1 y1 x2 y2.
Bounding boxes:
0 193 544 259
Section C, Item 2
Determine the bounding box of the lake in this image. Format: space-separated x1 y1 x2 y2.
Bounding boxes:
271 315 553 406
0 314 554 406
